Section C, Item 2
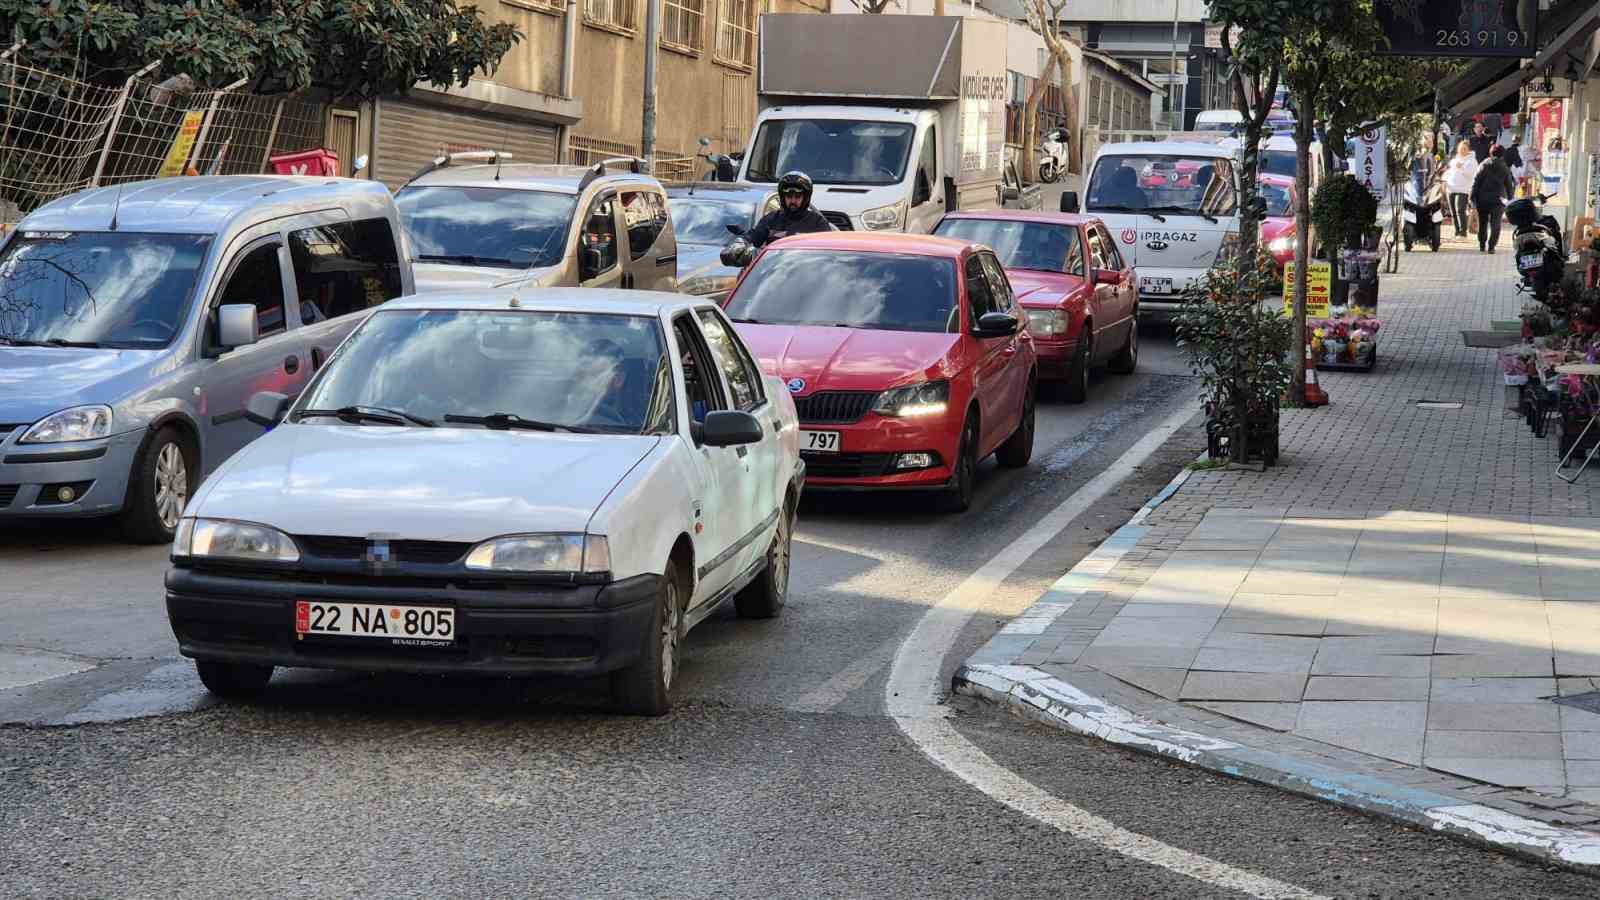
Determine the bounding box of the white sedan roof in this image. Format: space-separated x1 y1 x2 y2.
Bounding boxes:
383 288 712 318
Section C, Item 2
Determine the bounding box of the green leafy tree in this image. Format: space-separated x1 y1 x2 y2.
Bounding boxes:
0 1 521 99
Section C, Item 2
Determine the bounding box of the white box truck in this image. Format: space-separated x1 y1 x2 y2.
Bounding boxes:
738 14 1011 234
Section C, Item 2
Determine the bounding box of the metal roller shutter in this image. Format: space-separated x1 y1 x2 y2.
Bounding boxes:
374 97 560 189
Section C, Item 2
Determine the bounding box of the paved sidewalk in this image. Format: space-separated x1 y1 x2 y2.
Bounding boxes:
959 234 1600 868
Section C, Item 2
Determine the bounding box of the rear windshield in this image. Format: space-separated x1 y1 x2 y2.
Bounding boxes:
1087 154 1237 217
669 197 761 244
725 249 957 334
933 218 1084 276
396 186 576 269
1259 182 1293 217
1260 150 1296 178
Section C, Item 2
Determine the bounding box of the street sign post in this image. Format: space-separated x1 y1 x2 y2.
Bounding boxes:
1374 0 1538 58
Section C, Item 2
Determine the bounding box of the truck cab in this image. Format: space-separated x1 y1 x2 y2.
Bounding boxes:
738 14 1009 234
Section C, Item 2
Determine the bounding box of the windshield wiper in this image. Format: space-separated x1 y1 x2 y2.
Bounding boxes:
1146 205 1218 224
729 317 765 324
298 405 436 427
0 337 103 348
416 254 524 268
444 413 598 434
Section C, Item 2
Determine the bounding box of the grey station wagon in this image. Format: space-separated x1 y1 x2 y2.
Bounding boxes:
0 176 413 543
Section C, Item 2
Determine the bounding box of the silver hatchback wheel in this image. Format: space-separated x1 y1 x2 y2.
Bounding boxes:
154 442 189 529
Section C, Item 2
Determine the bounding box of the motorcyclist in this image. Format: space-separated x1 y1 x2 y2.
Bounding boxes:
722 171 833 267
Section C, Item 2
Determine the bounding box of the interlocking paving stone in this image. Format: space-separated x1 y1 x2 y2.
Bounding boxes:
1426 702 1563 732
1424 730 1565 759
1178 671 1306 702
1303 676 1431 701
1194 701 1301 732
1429 676 1558 703
1424 758 1569 788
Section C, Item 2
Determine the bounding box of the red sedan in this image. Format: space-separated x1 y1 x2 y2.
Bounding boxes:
1259 175 1298 274
934 211 1138 402
723 232 1036 512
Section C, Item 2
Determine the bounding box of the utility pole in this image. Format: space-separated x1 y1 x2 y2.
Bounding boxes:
641 0 659 173
1168 0 1181 130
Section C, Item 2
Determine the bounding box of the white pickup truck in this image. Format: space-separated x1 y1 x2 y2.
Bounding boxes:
739 14 1012 233
1064 135 1244 320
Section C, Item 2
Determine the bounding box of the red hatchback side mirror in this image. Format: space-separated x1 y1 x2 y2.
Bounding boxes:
1093 269 1123 286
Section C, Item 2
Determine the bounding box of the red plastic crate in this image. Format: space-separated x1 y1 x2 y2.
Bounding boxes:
269 148 341 177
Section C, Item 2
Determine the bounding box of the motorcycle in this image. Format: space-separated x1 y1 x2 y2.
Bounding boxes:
696 136 742 182
1038 130 1066 185
1401 177 1445 252
1508 193 1566 302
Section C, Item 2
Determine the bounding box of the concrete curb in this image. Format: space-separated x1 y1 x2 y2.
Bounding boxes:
953 462 1600 874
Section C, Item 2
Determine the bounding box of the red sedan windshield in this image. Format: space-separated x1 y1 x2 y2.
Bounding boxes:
725 249 958 334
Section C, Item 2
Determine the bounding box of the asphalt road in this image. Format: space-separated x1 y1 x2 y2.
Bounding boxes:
4 329 1597 898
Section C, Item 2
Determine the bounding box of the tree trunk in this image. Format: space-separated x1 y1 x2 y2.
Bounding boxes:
1022 54 1057 184
1059 55 1082 175
1289 92 1316 405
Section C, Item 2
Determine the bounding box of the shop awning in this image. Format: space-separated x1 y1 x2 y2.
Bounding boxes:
1530 3 1599 78
1438 58 1524 115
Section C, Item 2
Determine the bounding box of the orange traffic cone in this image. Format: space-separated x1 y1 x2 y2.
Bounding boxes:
1304 342 1329 407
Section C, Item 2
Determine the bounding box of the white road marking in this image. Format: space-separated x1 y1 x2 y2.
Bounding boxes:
788 634 904 713
885 404 1329 900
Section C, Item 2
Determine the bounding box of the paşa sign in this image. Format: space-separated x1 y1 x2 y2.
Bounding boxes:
1374 0 1538 58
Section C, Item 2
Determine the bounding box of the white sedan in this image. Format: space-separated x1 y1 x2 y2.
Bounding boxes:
165 290 803 716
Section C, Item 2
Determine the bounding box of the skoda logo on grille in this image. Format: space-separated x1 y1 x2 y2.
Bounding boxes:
1146 239 1170 251
786 377 806 394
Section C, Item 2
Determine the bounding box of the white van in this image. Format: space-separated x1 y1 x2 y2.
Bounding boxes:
1194 110 1244 134
1065 138 1242 319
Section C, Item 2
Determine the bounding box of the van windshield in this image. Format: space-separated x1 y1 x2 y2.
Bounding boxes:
1086 154 1237 217
0 232 211 349
396 186 577 269
746 119 915 186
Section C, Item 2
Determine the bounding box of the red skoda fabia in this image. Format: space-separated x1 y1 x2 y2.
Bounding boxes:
723 232 1037 512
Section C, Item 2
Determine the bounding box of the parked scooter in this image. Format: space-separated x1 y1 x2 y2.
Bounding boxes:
1038 130 1066 185
1401 176 1445 252
1507 193 1566 302
696 136 742 182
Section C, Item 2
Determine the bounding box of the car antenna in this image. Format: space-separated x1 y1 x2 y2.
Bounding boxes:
494 151 504 182
108 181 125 231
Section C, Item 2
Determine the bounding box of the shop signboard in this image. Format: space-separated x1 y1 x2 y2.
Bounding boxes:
1283 260 1332 318
1374 1 1537 58
1353 124 1387 202
158 111 206 178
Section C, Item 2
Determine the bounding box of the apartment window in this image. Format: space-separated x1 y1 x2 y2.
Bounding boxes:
502 0 564 14
663 0 705 53
586 0 638 34
715 0 757 69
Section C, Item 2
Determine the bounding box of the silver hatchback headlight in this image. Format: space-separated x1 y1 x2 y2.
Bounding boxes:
19 405 112 444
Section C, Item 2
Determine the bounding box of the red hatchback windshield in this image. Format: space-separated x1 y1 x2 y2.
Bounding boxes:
725 249 958 334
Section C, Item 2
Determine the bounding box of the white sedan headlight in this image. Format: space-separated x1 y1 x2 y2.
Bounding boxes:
175 518 301 563
18 405 112 444
465 534 611 575
860 202 906 231
1025 308 1068 337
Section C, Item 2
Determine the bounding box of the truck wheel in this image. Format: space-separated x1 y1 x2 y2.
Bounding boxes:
996 378 1035 468
1064 332 1091 404
735 500 793 619
940 414 979 513
119 427 196 545
195 660 273 699
1107 317 1139 375
611 560 683 716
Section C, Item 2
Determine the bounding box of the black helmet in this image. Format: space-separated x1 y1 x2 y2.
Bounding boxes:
777 171 813 213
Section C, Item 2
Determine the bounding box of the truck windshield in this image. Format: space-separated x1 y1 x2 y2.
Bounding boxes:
396 186 577 269
933 218 1083 276
1086 155 1238 217
0 232 211 349
725 249 957 334
747 120 916 186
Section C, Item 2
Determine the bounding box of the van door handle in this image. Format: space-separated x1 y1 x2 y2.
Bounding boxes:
284 355 300 375
656 254 677 267
311 348 326 370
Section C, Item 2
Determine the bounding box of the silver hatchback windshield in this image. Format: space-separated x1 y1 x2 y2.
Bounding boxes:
296 309 674 435
0 231 211 349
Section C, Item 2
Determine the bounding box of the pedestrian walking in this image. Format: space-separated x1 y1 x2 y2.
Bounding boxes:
1471 144 1516 253
1443 140 1479 239
1468 121 1494 163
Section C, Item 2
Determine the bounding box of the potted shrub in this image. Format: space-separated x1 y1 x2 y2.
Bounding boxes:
1313 174 1380 308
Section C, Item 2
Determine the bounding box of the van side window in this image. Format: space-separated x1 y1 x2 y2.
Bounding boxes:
583 196 620 274
915 126 938 207
217 242 287 338
621 191 662 261
288 219 403 323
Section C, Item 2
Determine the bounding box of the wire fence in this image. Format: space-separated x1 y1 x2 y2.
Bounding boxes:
0 50 329 226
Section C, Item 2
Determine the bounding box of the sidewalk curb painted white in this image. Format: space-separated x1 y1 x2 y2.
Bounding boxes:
953 463 1600 874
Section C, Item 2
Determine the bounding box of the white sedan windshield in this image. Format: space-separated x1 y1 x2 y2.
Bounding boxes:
297 310 674 434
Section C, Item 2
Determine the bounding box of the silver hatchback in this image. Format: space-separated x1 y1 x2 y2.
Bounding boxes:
0 176 413 542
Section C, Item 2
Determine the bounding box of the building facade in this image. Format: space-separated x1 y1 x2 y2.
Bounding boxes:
1054 0 1227 131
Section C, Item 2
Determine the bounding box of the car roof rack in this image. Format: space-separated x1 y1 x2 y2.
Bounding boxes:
577 156 645 193
405 150 515 186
